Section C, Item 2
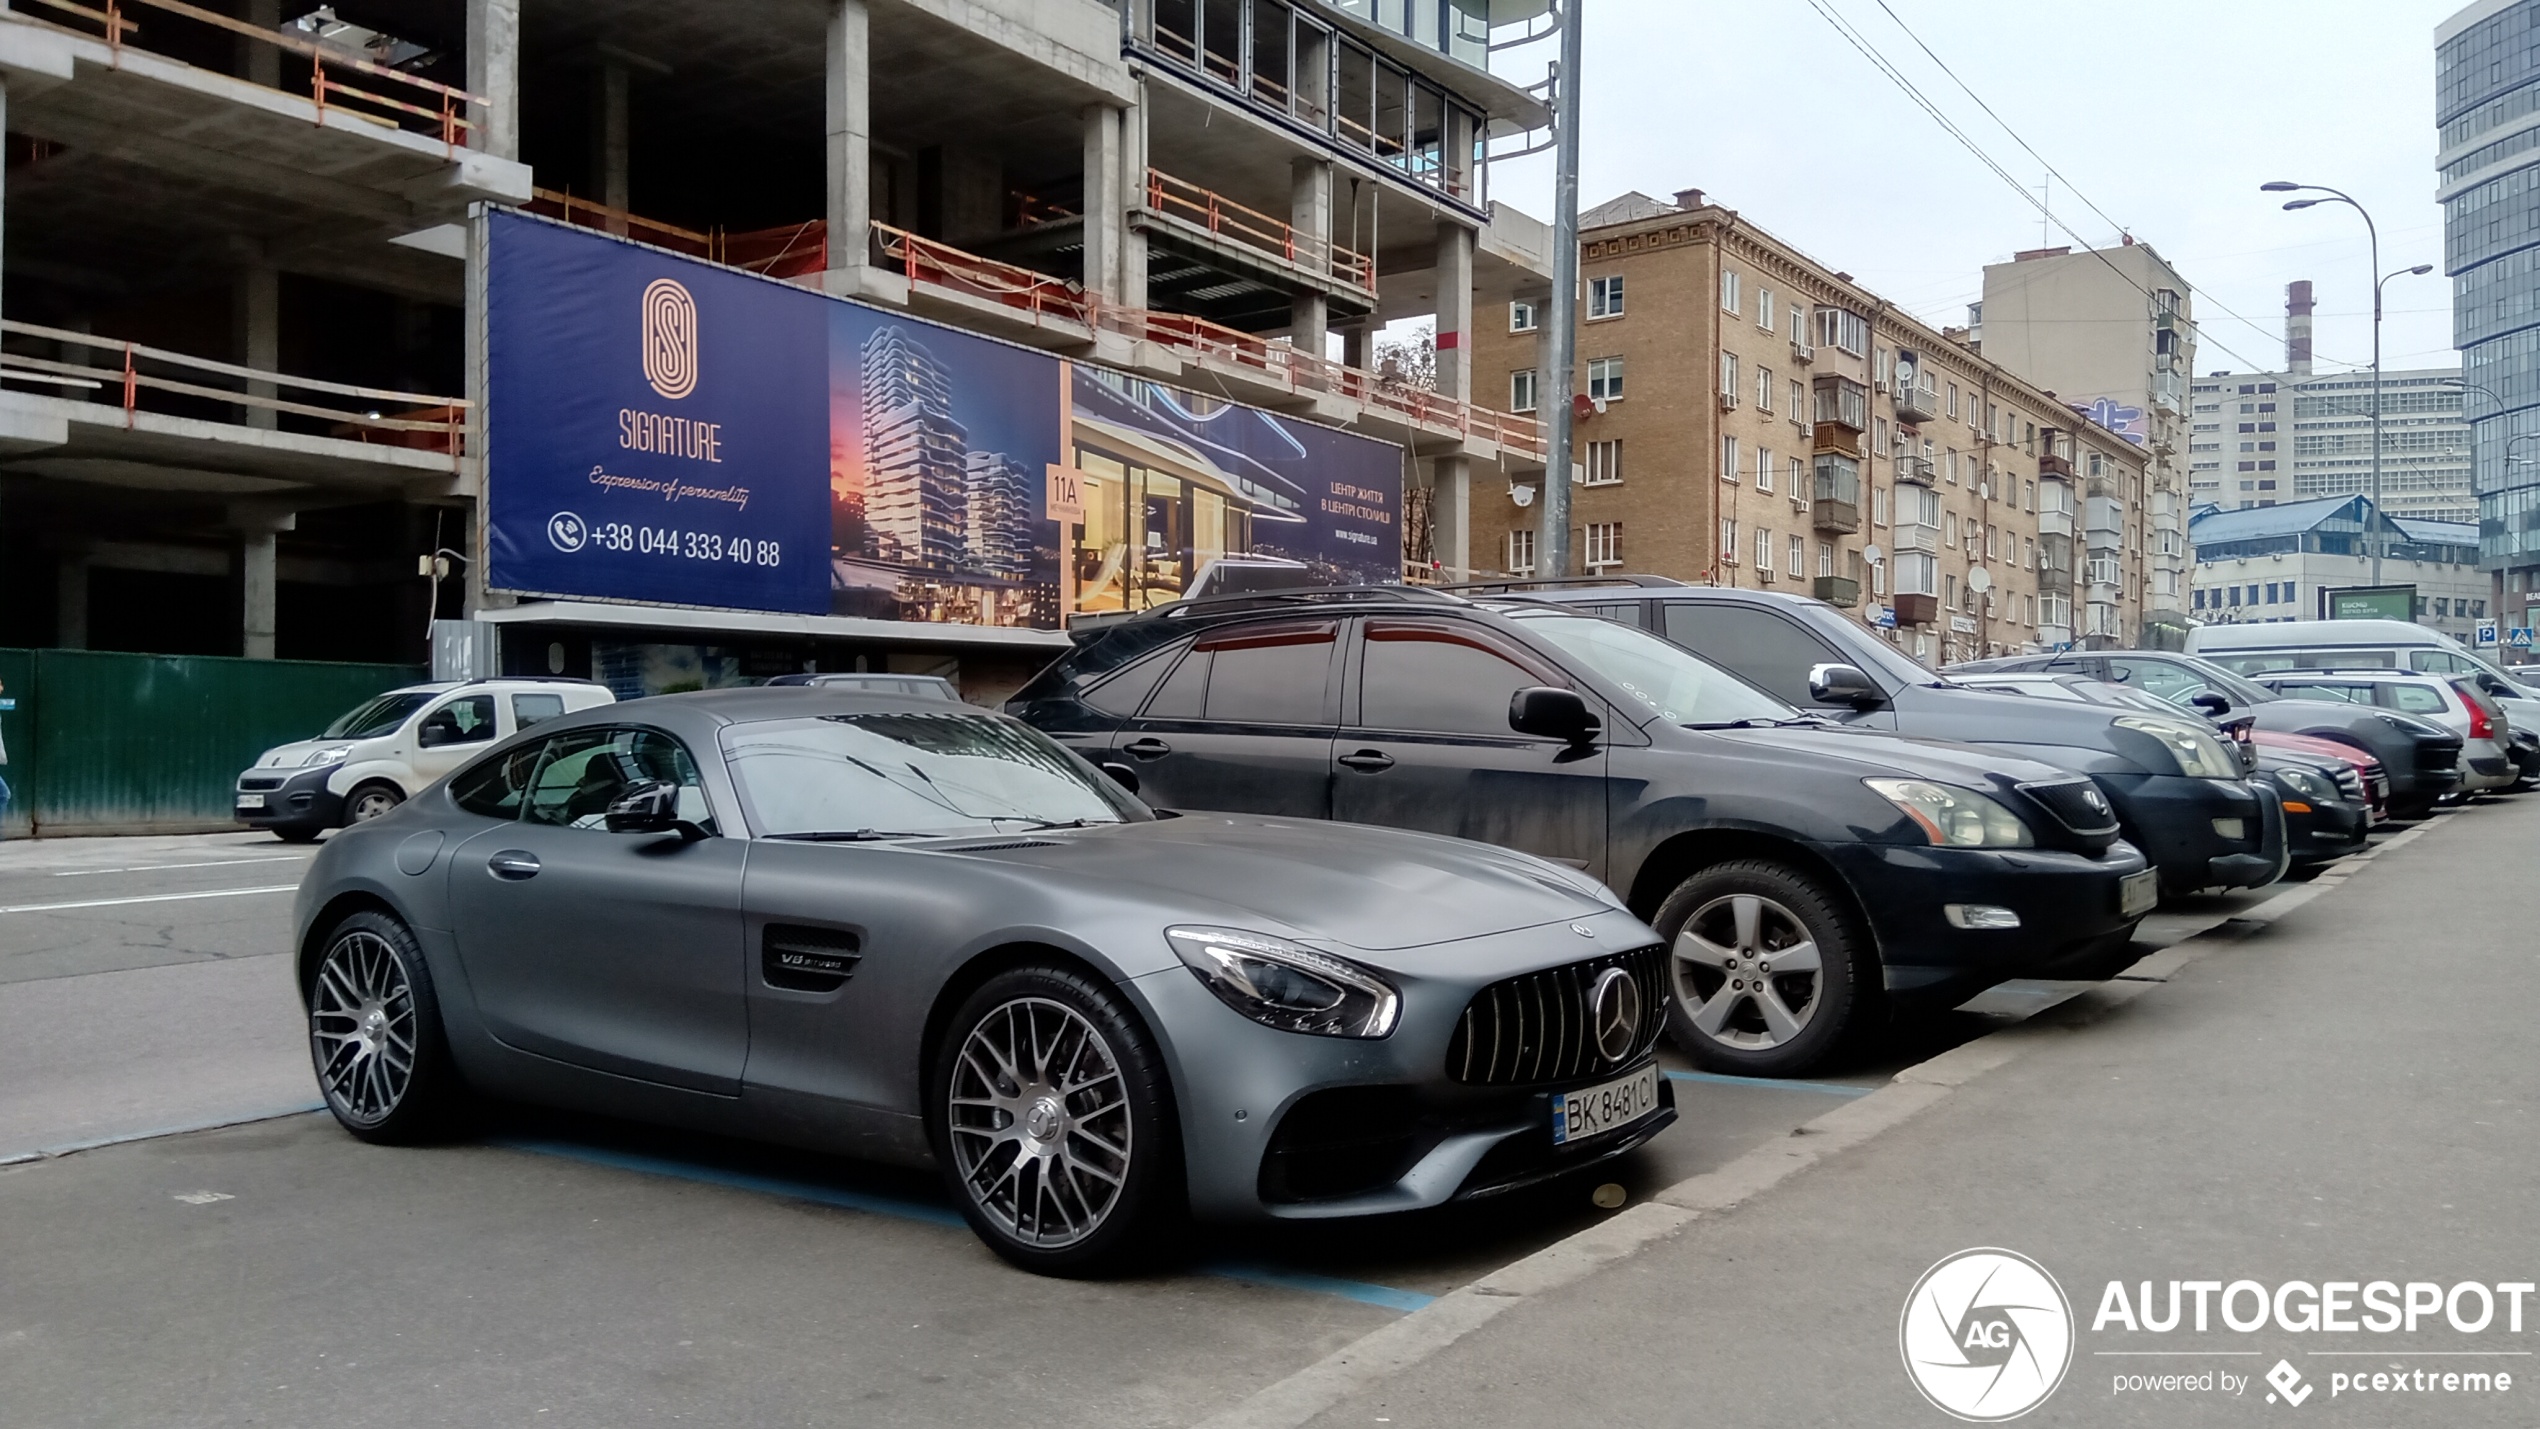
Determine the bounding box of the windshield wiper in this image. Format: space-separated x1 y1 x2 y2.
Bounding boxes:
1683 717 1788 730
765 829 935 842
1013 817 1106 831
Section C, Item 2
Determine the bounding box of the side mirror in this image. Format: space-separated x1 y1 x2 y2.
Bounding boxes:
1098 760 1141 795
416 720 454 748
2190 691 2231 716
1509 686 1600 744
604 779 700 838
1807 662 1882 709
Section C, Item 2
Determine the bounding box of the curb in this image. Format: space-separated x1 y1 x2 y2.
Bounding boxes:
1188 821 2430 1429
0 1103 327 1169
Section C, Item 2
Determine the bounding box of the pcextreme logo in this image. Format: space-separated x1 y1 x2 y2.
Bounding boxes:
641 277 699 400
1901 1248 2076 1422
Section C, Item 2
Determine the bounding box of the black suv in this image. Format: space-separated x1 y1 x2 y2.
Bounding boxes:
1468 579 2287 900
1011 589 2154 1076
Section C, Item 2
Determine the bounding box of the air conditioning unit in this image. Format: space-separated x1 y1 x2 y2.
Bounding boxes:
1791 340 1816 364
1719 391 1740 411
1791 494 1811 513
1757 564 1777 582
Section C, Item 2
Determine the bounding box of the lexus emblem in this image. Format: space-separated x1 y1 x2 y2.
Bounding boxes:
1571 923 1596 938
1589 967 1641 1062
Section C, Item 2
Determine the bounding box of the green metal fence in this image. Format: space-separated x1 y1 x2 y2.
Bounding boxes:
0 649 423 838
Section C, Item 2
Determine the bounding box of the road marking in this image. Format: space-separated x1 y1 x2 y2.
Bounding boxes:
53 855 310 877
0 885 299 915
1663 1069 1870 1097
496 1138 1434 1314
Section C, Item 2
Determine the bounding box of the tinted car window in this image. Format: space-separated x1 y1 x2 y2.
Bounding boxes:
1359 624 1545 736
2411 650 2477 674
2386 684 2452 715
450 741 545 820
1082 645 1177 717
1201 623 1335 724
1505 610 1789 725
2271 681 2372 703
1660 603 1841 706
418 694 497 746
2106 657 2211 704
724 712 1139 837
324 691 432 739
512 693 567 729
524 728 708 830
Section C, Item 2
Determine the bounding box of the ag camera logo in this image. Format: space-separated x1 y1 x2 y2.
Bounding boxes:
1901 1248 2075 1421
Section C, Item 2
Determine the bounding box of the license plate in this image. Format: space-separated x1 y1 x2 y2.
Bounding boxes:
1550 1063 1660 1145
2118 867 2159 918
235 794 265 809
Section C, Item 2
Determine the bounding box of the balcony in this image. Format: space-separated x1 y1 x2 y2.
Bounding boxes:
1141 168 1376 294
1893 382 1940 424
1813 423 1863 458
2040 451 2074 478
1893 592 1940 626
1812 501 1859 535
1811 457 1861 533
2036 508 2073 537
1894 454 1936 485
1893 523 1941 555
1812 375 1869 432
1813 575 1861 606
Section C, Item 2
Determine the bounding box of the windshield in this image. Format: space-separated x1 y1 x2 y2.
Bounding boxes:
722 712 1146 838
2169 655 2281 707
321 691 433 740
1507 611 1793 725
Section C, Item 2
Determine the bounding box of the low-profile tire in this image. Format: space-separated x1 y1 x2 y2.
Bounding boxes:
272 825 323 844
306 910 463 1144
929 965 1183 1277
345 782 405 824
1655 860 1873 1077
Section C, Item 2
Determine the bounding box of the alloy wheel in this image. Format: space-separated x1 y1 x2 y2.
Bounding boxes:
946 997 1133 1249
349 788 401 822
309 931 418 1125
1670 893 1824 1050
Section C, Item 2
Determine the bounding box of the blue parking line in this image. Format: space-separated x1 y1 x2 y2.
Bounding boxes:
1664 1069 1871 1097
494 1137 1433 1313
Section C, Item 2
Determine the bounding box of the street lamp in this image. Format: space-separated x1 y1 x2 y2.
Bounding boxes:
2264 181 2434 586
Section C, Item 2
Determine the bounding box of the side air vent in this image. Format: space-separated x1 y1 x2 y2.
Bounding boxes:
933 839 1062 854
762 924 862 993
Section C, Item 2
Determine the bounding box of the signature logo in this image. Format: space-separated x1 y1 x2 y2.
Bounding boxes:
546 511 588 553
1901 1248 2074 1421
640 277 698 400
1589 966 1642 1061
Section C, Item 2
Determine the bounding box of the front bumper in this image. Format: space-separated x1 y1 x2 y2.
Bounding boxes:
2282 795 2370 866
234 763 345 831
1820 838 2152 1001
1122 907 1680 1223
2101 773 2278 892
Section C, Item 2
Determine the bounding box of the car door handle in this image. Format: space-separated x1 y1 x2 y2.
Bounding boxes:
486 850 541 880
1123 738 1173 760
1338 750 1396 772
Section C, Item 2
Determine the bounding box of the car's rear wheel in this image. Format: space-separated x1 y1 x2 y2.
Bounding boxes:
1656 860 1870 1077
307 911 461 1143
346 782 404 823
272 825 322 844
931 966 1181 1276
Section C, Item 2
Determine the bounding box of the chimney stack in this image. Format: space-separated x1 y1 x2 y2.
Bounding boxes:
2286 279 2315 376
1673 188 1705 210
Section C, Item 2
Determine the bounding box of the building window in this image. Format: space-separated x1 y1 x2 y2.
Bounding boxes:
1790 455 1806 495
1509 300 1538 333
1510 368 1537 412
1586 521 1622 568
1506 528 1536 574
1815 306 1868 356
1947 382 1960 419
1788 534 1805 575
1721 435 1739 482
1721 268 1741 314
1758 366 1775 410
1720 517 1738 561
1873 487 1890 526
1756 446 1775 494
1818 541 1835 578
1583 439 1622 486
1721 351 1739 396
1756 527 1773 571
1588 276 1625 320
1757 288 1776 331
1588 356 1624 401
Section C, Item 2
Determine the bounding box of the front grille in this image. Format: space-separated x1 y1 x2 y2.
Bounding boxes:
2331 768 2365 802
2417 738 2463 772
1446 945 1665 1086
237 776 285 792
2017 778 2121 837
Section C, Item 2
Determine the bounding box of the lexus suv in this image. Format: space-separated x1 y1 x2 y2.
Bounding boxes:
1010 588 2154 1077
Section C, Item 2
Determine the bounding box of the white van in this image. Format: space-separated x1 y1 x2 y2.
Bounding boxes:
235 678 614 840
2186 619 2540 726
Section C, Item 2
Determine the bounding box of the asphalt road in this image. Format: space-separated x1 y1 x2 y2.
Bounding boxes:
0 825 2304 1427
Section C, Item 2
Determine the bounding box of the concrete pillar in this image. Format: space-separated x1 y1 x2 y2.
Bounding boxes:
239 0 280 89
1081 104 1122 303
1119 85 1150 310
465 0 521 161
55 553 88 650
1338 322 1368 370
232 509 296 659
823 0 874 294
593 58 630 231
236 263 279 431
1433 222 1475 403
1432 455 1472 580
1290 157 1334 360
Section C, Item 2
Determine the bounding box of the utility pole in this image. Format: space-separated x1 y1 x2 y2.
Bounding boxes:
1538 0 1583 578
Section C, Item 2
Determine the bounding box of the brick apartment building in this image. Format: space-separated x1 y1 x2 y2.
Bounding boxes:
1474 190 2154 663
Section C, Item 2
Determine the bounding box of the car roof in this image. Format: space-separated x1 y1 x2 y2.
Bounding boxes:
2252 669 2444 683
2188 619 2454 651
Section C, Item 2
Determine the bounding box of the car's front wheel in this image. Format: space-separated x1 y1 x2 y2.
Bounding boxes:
930 966 1181 1276
345 782 404 824
307 911 462 1143
1656 860 1872 1077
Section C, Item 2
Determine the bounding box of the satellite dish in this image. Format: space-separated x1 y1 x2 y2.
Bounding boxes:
1510 483 1537 507
1967 566 1993 594
1862 545 1885 565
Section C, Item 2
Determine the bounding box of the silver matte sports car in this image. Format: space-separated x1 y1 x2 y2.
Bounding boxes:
292 688 1675 1274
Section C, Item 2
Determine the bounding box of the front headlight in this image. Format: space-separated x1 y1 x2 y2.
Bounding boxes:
2276 766 2339 805
1165 927 1400 1039
301 745 353 767
2113 715 2241 780
1863 778 2034 848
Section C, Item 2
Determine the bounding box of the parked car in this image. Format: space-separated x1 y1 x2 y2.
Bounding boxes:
763 672 964 702
1943 649 2464 820
2186 618 2540 732
294 687 1680 1276
237 678 614 841
1010 588 2156 1077
2246 670 2518 795
2252 729 2392 823
1945 671 2259 773
1452 579 2282 901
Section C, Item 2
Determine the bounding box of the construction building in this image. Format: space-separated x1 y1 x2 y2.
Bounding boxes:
1473 189 2153 665
0 0 1557 699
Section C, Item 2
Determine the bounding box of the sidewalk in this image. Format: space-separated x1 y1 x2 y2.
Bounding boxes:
1257 802 2538 1427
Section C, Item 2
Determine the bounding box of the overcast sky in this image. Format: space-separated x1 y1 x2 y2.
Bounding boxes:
1482 0 2463 378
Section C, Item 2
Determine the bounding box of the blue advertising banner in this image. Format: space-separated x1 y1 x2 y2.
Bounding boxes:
487 211 1402 629
486 210 831 613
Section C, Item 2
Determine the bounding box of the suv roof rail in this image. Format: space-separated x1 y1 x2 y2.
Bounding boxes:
456 675 609 687
1431 573 1690 593
1074 585 1469 630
